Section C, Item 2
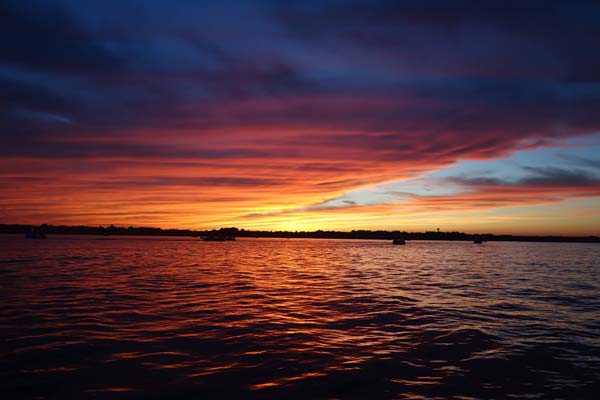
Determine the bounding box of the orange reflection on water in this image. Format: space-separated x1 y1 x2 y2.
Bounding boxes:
1 236 599 398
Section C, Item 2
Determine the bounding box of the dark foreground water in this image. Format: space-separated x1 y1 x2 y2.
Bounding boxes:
1 235 599 399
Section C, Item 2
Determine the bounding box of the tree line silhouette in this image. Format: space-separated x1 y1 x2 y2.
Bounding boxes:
1 224 598 243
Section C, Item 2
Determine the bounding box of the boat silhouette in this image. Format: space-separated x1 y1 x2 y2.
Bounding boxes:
202 236 236 242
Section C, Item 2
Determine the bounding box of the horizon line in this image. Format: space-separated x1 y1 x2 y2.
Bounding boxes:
1 223 598 239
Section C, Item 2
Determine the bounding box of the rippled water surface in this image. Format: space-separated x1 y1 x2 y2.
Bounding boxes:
1 235 599 399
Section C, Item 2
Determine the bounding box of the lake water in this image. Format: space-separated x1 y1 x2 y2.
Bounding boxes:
1 235 599 399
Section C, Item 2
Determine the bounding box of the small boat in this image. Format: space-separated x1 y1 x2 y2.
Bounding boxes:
202 236 235 242
202 237 226 241
392 239 406 245
473 237 483 244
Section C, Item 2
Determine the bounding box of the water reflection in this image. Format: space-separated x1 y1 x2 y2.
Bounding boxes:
0 236 599 398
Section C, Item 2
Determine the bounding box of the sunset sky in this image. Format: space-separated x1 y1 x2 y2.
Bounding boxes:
1 0 600 234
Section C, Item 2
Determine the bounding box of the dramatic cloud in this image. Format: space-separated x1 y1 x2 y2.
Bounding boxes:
1 0 599 232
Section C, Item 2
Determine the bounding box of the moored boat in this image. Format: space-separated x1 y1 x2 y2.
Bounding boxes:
202 236 235 242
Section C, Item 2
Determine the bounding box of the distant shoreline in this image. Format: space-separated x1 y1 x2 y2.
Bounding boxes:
2 224 598 244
